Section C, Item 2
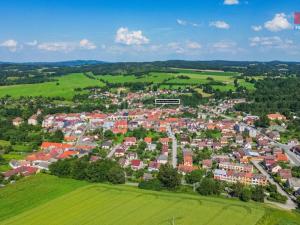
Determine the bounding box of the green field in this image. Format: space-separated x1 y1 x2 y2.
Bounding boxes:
1 174 300 225
0 71 256 99
98 72 175 84
0 174 88 221
0 73 105 100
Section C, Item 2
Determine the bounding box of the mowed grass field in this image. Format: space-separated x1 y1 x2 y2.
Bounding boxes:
0 73 105 100
1 174 300 225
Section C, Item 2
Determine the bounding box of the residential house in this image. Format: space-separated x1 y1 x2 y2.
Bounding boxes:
131 159 143 171
267 113 286 121
157 154 168 164
278 169 292 181
12 117 23 126
28 114 38 126
287 178 300 191
3 166 38 179
148 161 160 172
124 137 137 146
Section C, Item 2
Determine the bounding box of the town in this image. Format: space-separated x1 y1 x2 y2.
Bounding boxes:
3 90 300 210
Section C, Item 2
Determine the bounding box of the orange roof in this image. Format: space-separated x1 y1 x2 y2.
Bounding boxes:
41 142 73 149
144 137 152 143
159 127 167 132
159 138 169 143
58 151 77 159
64 136 77 141
90 113 107 119
166 117 179 123
112 128 127 134
276 153 288 162
267 113 286 120
124 137 137 142
207 123 216 130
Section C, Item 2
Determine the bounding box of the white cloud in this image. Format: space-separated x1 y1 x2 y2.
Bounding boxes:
177 19 187 26
251 25 262 32
211 41 242 54
0 39 18 52
115 27 149 45
186 41 202 49
37 42 75 52
26 40 38 46
176 19 200 27
210 21 230 29
167 42 185 54
264 13 292 32
224 0 239 5
166 41 202 54
249 36 295 50
79 39 96 50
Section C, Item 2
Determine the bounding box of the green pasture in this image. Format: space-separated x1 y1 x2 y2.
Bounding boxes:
0 73 105 100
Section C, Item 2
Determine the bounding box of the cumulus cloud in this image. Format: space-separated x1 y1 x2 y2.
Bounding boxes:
249 36 294 49
264 13 292 32
210 21 230 29
79 39 96 50
115 27 149 45
224 0 239 5
251 25 262 32
25 40 38 46
37 42 75 52
0 39 18 52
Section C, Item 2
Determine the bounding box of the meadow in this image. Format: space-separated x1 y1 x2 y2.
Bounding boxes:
0 73 105 100
0 71 256 100
1 174 300 225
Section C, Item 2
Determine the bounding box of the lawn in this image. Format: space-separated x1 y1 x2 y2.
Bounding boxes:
0 140 32 153
1 174 300 225
0 73 105 100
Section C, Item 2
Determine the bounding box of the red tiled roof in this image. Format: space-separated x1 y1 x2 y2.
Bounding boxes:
3 166 38 177
131 159 141 167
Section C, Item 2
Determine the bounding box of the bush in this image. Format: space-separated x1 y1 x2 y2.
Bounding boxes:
185 169 205 184
138 179 163 191
240 188 252 202
107 167 125 184
196 178 222 196
267 192 288 204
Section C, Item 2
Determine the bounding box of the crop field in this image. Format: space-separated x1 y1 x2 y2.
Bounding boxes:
1 174 300 225
0 73 105 100
0 174 88 221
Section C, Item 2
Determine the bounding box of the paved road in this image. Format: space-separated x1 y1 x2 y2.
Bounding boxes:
75 121 91 146
251 160 296 210
167 126 177 168
107 144 121 158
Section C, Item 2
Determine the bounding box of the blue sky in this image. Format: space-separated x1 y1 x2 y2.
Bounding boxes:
0 0 299 62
